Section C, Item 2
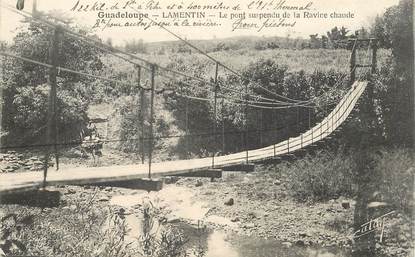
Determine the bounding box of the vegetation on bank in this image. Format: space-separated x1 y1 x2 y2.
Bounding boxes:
0 1 413 256
276 148 414 213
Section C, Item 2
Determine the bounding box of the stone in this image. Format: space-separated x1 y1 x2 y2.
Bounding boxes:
244 223 255 229
98 196 110 202
326 208 335 212
64 189 76 195
295 240 305 247
195 180 203 187
116 208 132 216
231 217 240 222
164 176 180 184
165 214 180 223
273 179 281 185
282 242 292 247
224 198 234 206
299 232 310 237
341 201 350 209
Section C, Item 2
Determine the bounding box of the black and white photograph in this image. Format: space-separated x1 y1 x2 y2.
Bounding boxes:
0 0 414 256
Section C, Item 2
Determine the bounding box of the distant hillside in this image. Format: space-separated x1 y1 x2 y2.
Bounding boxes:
137 35 309 54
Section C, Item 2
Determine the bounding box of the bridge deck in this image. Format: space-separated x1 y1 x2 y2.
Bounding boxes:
0 81 367 195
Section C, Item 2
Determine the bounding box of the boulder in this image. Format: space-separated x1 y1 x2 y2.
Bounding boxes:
341 201 350 209
98 196 110 202
243 223 255 229
282 242 292 247
224 198 234 206
231 217 240 222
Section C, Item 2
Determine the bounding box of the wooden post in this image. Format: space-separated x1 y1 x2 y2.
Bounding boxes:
0 53 3 151
371 40 378 75
148 65 156 179
350 39 357 85
44 27 60 187
273 143 276 157
244 82 249 163
221 97 225 154
138 67 145 164
273 109 277 157
212 62 219 168
311 126 314 144
32 0 37 16
296 107 300 135
136 66 144 164
185 95 189 159
308 108 311 129
301 134 303 148
259 109 263 147
140 88 145 164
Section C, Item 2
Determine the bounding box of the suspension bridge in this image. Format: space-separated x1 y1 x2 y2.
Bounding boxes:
0 2 377 195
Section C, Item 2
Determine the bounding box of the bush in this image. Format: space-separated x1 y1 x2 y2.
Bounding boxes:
374 148 415 213
324 212 353 233
278 147 415 211
281 150 357 202
2 20 103 147
0 193 133 257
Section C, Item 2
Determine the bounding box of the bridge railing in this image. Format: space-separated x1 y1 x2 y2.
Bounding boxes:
211 81 366 165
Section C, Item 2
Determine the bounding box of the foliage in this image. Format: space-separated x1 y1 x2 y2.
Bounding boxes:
137 200 189 257
324 212 353 233
124 39 147 54
141 36 307 54
112 95 177 158
372 0 413 64
162 55 363 155
1 18 104 147
326 26 350 48
370 0 414 146
280 150 357 202
0 191 135 257
374 148 415 213
278 147 415 210
0 213 30 256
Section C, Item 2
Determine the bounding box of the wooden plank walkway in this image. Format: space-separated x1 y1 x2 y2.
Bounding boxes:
0 81 367 195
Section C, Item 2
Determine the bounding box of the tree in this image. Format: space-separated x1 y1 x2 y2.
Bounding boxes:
327 26 350 48
124 39 147 54
309 34 320 49
1 17 104 147
371 0 414 146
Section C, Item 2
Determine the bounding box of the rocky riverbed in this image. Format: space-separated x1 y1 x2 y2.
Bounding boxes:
0 167 412 257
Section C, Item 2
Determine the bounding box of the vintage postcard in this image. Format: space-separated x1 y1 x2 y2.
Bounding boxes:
0 0 413 256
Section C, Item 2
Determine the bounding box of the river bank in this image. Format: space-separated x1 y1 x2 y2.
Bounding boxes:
0 165 412 257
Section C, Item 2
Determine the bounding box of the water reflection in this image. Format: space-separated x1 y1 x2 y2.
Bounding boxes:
180 222 350 257
110 189 352 257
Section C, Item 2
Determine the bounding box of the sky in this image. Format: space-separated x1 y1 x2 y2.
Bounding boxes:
0 0 400 45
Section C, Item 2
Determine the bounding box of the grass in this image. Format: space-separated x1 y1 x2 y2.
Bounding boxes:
125 48 391 75
374 148 415 213
0 189 197 257
278 150 357 202
324 212 353 234
275 148 415 210
0 190 134 257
